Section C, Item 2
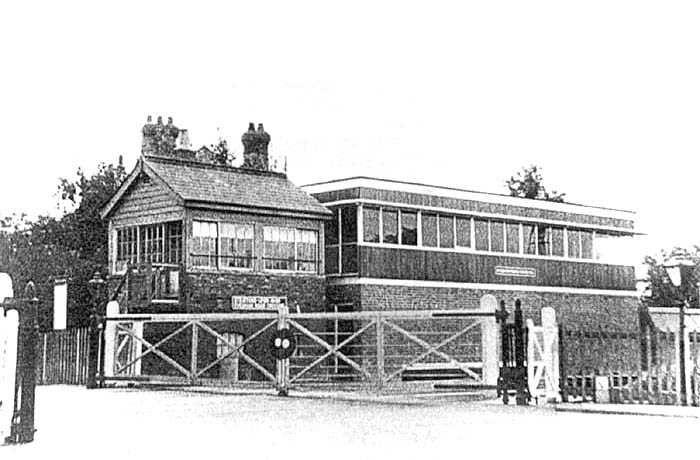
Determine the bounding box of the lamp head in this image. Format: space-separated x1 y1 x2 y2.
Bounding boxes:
663 258 695 288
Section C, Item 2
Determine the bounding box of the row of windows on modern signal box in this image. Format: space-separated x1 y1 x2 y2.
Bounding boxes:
325 205 622 275
115 220 319 274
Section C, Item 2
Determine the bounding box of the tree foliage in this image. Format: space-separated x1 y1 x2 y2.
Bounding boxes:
210 138 234 166
641 247 700 310
506 165 565 203
0 157 127 328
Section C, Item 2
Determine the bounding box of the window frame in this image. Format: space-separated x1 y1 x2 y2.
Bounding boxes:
326 202 609 264
191 220 219 269
115 221 184 274
219 223 255 271
263 225 320 274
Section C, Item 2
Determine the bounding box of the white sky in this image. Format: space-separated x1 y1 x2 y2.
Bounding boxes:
1 1 699 269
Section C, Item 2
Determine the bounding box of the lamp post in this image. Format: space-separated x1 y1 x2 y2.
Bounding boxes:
663 258 694 406
86 271 105 389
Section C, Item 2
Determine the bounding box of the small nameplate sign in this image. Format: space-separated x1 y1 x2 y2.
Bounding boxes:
232 296 286 311
494 266 536 278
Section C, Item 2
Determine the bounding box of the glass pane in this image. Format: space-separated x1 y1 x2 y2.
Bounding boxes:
341 244 358 273
506 223 520 254
363 207 380 243
341 205 357 243
474 219 489 251
456 217 471 248
166 221 183 264
220 223 254 269
401 211 417 246
296 229 318 272
422 213 438 247
264 226 291 270
382 209 398 244
551 227 564 257
538 226 550 256
523 224 537 255
439 215 454 248
325 246 339 274
490 221 504 253
568 229 581 258
326 208 339 245
581 231 593 259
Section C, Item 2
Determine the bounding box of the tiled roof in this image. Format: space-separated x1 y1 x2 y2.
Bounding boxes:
144 156 331 216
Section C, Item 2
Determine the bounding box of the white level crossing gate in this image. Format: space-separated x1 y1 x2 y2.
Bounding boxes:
526 307 560 402
102 306 499 393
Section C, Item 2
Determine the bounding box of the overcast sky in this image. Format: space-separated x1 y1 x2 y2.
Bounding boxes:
1 1 699 267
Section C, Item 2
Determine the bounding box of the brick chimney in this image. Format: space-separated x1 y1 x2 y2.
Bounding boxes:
141 115 180 156
241 122 271 171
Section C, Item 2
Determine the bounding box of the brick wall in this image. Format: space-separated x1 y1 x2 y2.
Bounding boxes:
184 271 326 313
324 282 641 378
352 284 639 330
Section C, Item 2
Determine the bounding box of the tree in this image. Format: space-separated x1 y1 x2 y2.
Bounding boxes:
210 138 234 166
506 165 565 203
640 247 700 310
0 157 127 328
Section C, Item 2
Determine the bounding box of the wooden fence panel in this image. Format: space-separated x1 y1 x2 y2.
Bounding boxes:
560 322 700 406
36 328 89 386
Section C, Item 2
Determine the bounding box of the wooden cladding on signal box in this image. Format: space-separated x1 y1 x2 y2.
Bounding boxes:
355 246 635 290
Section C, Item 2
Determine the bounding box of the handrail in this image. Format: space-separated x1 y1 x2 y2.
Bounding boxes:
109 274 127 302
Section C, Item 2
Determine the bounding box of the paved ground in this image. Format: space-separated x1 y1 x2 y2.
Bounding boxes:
3 386 700 460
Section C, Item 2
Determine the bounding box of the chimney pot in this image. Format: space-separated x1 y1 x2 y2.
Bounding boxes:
147 115 152 123
167 116 173 125
157 116 163 124
241 122 271 171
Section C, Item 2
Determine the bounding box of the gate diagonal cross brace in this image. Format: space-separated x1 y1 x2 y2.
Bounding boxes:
528 325 558 394
116 332 131 357
195 320 277 382
531 331 547 388
287 318 376 383
115 332 140 375
383 319 482 382
383 319 481 384
287 318 373 381
114 319 278 383
115 322 192 378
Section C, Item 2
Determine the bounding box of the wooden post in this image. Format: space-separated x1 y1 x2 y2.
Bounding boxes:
190 322 199 385
679 302 688 406
102 301 119 380
9 285 39 444
0 307 19 441
132 322 144 376
276 303 290 396
558 324 568 402
674 326 682 405
514 299 528 405
41 333 47 385
691 330 700 406
479 295 498 386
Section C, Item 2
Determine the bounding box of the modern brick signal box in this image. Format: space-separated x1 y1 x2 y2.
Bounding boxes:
302 177 639 330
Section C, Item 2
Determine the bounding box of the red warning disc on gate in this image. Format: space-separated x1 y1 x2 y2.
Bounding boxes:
269 328 296 360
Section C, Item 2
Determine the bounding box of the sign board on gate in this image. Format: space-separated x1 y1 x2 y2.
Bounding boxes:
232 295 286 311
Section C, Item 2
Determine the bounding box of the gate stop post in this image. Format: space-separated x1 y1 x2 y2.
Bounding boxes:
7 282 39 444
276 302 290 396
